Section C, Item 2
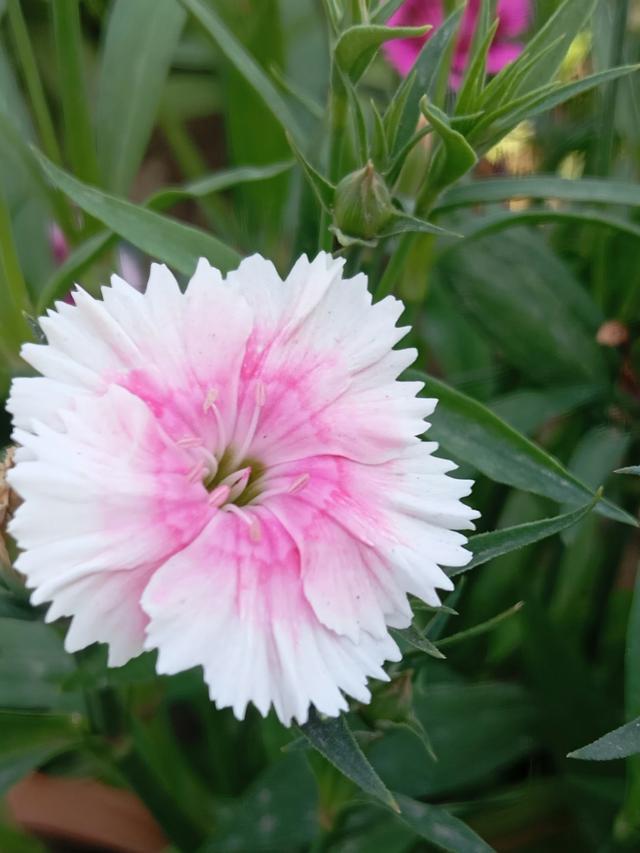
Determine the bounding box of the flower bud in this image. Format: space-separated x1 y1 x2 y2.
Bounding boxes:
332 161 393 243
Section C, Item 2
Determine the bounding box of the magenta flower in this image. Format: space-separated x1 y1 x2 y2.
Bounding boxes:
7 254 477 725
384 0 530 86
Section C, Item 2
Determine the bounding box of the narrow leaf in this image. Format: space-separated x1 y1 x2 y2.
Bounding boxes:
33 150 241 277
435 175 640 212
385 8 463 155
391 625 446 659
336 23 430 83
52 0 99 184
454 499 599 577
0 710 83 796
411 371 636 527
178 0 303 144
569 716 640 761
96 0 185 194
438 602 525 648
455 18 500 116
420 98 477 189
300 710 399 812
394 793 495 853
473 65 640 151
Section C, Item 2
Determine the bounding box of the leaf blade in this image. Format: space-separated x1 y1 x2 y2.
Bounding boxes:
33 150 241 277
300 710 399 811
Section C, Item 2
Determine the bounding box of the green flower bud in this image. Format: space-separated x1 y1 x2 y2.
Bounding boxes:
332 161 393 243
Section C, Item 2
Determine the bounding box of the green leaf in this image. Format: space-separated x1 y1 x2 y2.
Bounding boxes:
568 716 640 761
149 160 296 211
371 0 407 25
472 65 640 151
455 18 500 117
370 681 535 798
411 370 636 527
38 162 289 311
510 0 597 96
335 24 430 83
435 175 640 213
435 230 606 385
178 0 303 145
438 602 524 649
391 625 446 659
454 500 599 578
379 210 458 239
420 99 477 190
52 0 99 185
201 756 318 852
33 150 241 277
394 793 495 852
489 385 599 436
0 710 83 795
453 208 640 245
96 0 186 194
0 618 78 710
300 709 399 811
385 8 464 156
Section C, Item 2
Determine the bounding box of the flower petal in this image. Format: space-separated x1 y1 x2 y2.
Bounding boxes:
142 508 400 725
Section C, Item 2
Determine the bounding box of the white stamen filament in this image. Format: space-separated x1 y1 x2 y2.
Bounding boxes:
231 381 266 466
203 387 227 456
225 504 262 541
221 466 252 503
257 472 310 503
208 484 231 507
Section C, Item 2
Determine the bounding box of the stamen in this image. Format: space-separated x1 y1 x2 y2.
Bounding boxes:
208 484 230 507
258 472 310 503
225 504 262 541
232 381 266 465
203 387 227 456
177 436 202 448
288 473 310 495
187 460 205 483
222 466 252 503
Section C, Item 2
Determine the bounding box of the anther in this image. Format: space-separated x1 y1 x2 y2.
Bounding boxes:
203 388 218 413
288 473 310 495
233 381 267 465
187 460 205 483
225 504 262 542
177 436 202 448
208 484 230 507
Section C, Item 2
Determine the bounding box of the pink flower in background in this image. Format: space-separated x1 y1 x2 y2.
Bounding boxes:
48 223 70 266
384 0 530 87
7 253 477 725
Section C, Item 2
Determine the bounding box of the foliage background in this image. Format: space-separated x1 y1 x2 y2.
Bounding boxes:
1 0 640 850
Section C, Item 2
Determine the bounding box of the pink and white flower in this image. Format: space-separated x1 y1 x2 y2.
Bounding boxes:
384 0 530 87
7 253 477 725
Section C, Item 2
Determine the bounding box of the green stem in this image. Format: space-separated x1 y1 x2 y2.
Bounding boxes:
592 0 629 311
374 233 413 300
7 0 63 167
0 187 33 351
319 71 348 251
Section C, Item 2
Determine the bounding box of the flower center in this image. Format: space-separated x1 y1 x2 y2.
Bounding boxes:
202 449 266 507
